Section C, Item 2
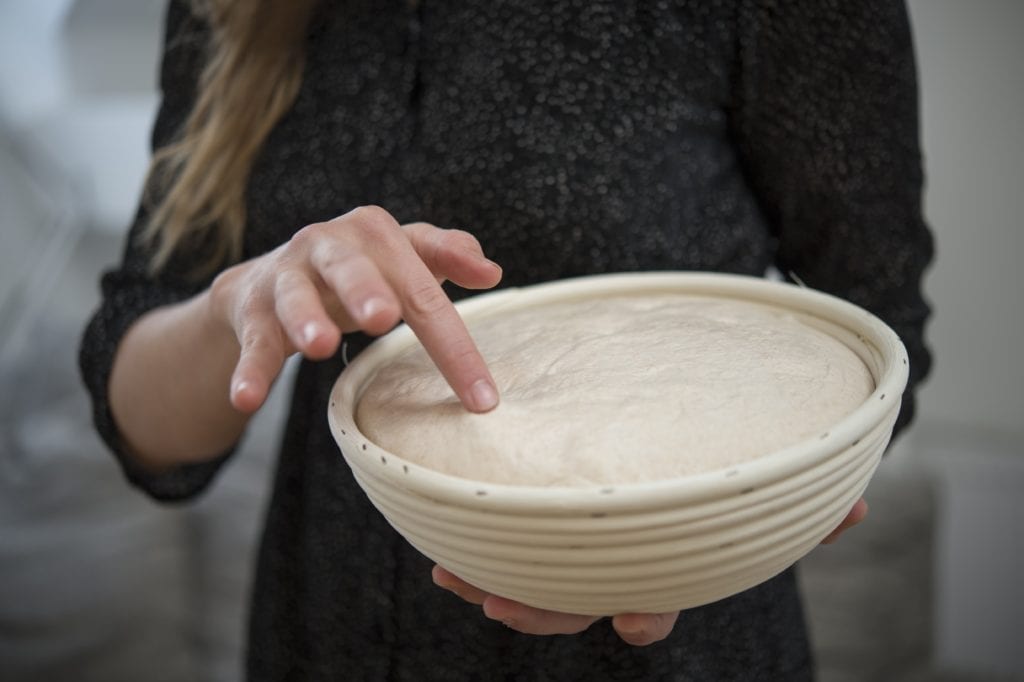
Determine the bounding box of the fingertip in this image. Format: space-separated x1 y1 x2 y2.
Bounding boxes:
485 257 503 278
299 319 315 346
450 252 504 290
613 612 677 646
431 565 453 588
472 254 503 279
466 379 500 413
846 507 868 529
478 260 504 289
301 321 341 359
481 595 515 621
230 379 266 414
358 296 402 336
301 321 319 347
611 619 651 647
612 613 645 637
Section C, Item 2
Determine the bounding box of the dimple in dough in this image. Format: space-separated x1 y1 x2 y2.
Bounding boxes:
356 294 875 487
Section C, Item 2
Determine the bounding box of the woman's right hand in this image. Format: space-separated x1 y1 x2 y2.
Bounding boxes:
208 205 503 415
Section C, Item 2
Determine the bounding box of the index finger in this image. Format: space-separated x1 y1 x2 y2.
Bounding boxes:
321 208 498 412
398 268 499 412
362 232 498 413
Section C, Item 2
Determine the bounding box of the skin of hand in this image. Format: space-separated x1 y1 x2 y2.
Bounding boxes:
210 205 503 415
433 498 869 646
108 206 503 470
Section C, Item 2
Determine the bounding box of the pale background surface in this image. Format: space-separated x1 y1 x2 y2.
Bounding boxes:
0 0 1021 680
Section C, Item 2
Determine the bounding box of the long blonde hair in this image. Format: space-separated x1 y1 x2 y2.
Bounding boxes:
142 0 318 277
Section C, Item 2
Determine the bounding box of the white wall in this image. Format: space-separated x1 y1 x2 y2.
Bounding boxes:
0 0 162 233
906 2 1024 677
907 0 1024 443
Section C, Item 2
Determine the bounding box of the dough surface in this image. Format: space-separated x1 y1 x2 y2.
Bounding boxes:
355 294 874 487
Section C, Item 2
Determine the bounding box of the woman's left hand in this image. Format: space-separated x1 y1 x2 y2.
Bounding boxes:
431 497 868 645
431 565 680 646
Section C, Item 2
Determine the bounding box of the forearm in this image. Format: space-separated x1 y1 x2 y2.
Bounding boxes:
108 290 248 470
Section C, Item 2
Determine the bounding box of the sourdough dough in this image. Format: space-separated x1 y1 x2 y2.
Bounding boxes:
355 294 874 487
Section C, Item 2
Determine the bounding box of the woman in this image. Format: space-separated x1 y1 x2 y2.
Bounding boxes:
80 0 932 679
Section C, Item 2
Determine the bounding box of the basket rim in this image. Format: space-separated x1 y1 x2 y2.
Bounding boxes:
327 271 908 515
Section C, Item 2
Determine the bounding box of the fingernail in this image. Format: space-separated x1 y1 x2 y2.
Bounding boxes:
469 379 499 412
361 297 385 321
302 322 319 346
232 380 249 400
616 619 643 636
484 611 515 627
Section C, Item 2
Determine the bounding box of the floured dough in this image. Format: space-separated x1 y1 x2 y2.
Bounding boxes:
355 294 874 487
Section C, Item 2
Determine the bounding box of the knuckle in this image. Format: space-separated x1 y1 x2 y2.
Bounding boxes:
309 238 361 276
350 205 400 236
445 337 481 368
241 331 281 363
402 280 451 318
273 268 304 295
239 323 270 350
349 218 407 259
321 250 368 277
236 287 266 320
288 222 324 251
318 253 382 302
273 271 314 316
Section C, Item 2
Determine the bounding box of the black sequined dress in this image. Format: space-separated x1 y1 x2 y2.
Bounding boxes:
80 1 932 679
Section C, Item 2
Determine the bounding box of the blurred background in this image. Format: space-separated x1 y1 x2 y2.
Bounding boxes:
0 0 1021 680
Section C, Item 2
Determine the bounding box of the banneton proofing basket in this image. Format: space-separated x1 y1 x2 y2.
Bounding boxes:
327 272 909 615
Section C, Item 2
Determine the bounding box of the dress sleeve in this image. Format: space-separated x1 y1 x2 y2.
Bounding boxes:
78 0 233 502
731 0 934 437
